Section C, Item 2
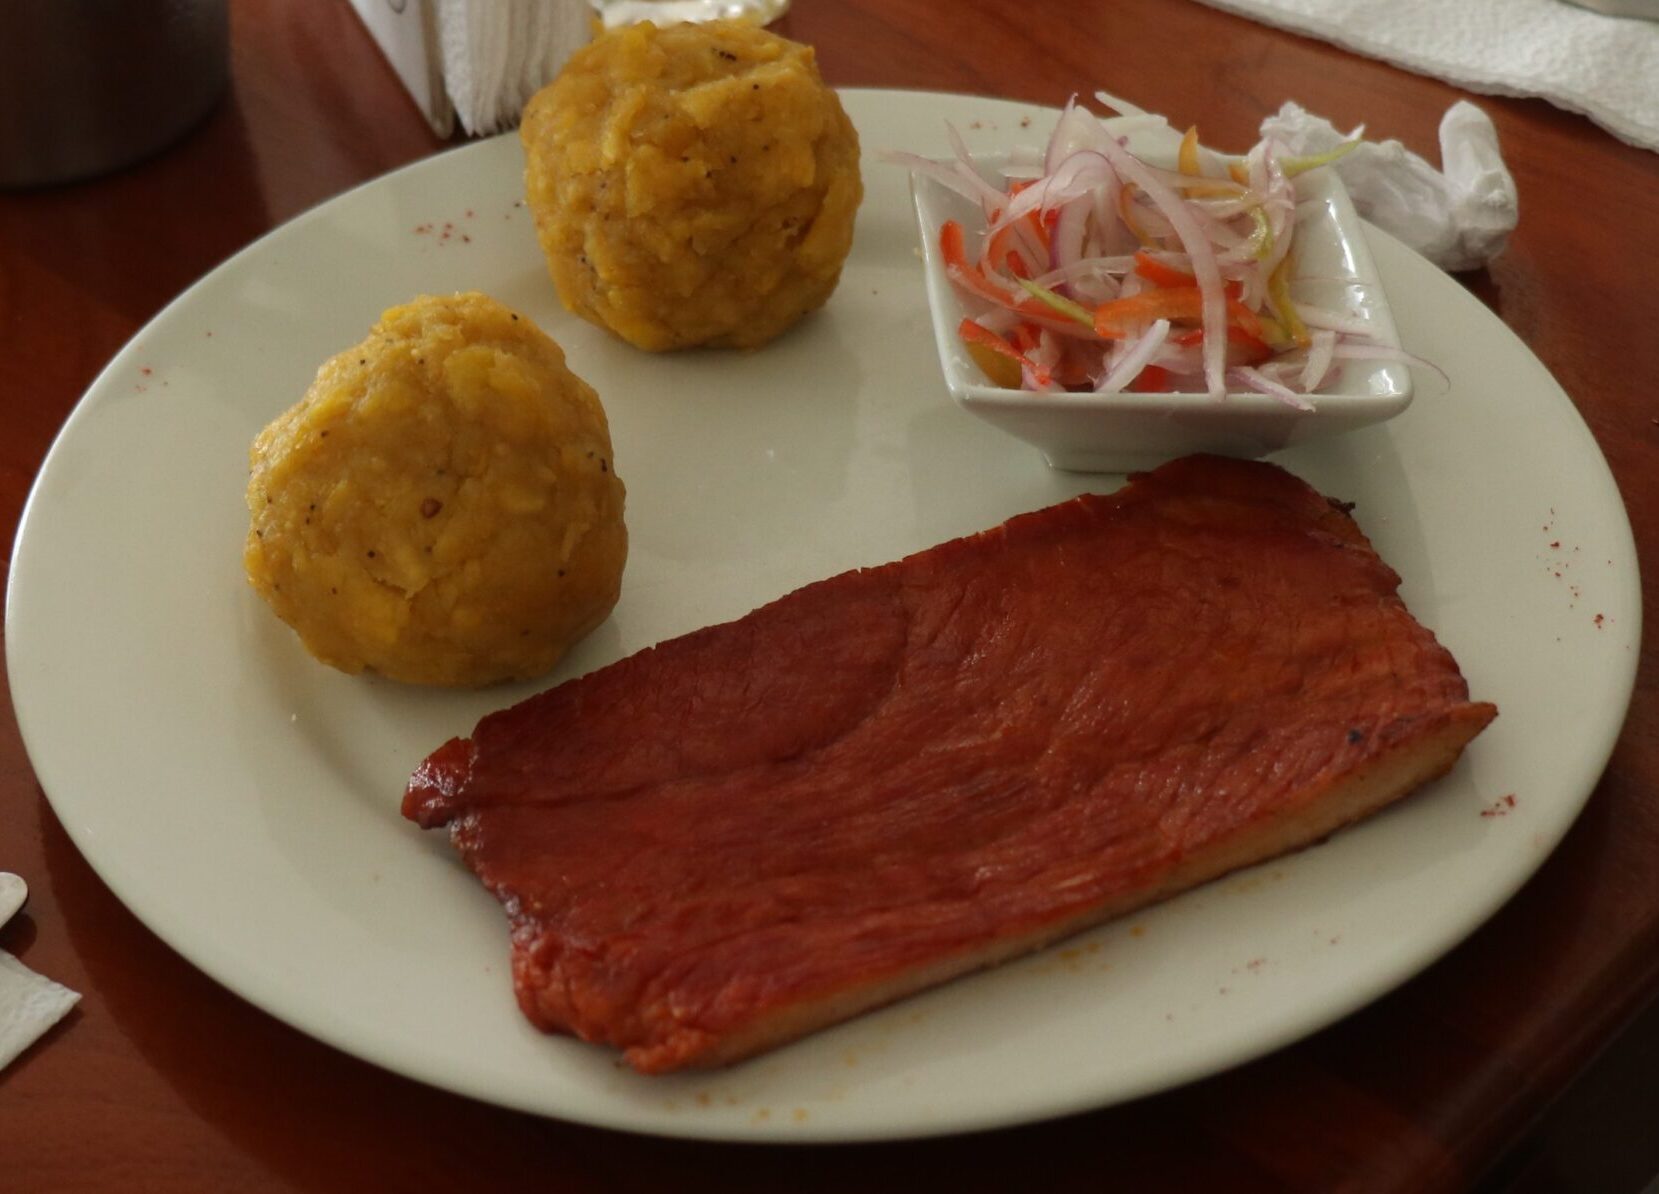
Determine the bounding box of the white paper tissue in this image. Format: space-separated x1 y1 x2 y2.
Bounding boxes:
0 875 79 1073
1262 100 1518 271
1194 0 1659 153
0 951 79 1071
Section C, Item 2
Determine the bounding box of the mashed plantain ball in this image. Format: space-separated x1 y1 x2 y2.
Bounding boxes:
521 19 862 351
244 292 627 687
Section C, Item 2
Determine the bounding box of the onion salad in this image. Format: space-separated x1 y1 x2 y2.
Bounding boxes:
890 97 1389 405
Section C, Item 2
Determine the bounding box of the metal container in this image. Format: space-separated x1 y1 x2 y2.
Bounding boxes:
0 0 229 189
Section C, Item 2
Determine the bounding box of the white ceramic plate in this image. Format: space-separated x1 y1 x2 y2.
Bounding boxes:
5 91 1639 1142
911 140 1411 472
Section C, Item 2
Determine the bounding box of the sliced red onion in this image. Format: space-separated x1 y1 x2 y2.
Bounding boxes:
943 123 1011 213
1300 328 1338 391
1048 198 1091 289
1298 305 1380 337
1096 319 1171 393
878 150 984 203
1228 366 1315 411
1086 126 1229 395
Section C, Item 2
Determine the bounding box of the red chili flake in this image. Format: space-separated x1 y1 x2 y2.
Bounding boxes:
140 366 152 376
1594 613 1605 628
461 234 472 244
1550 541 1560 549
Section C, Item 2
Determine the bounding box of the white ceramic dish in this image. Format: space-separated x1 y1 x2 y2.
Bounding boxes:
911 137 1412 472
4 90 1639 1143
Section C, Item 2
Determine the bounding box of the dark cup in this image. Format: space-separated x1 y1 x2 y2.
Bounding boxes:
0 0 229 188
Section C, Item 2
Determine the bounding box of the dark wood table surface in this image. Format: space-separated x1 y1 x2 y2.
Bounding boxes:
4 1 1657 1190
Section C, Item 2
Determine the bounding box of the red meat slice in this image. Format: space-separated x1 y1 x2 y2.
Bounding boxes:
404 454 1495 1074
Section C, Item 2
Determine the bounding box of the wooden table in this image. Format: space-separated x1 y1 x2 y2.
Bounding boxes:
3 2 1656 1189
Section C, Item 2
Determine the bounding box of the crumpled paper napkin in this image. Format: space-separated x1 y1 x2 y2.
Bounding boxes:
1192 0 1659 152
0 874 80 1072
436 0 591 136
1263 100 1518 271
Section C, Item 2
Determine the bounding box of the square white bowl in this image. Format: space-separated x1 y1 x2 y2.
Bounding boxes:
909 137 1412 472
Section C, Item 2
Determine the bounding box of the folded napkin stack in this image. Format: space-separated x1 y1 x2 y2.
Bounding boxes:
436 0 593 135
0 874 79 1073
352 0 593 136
1194 0 1659 152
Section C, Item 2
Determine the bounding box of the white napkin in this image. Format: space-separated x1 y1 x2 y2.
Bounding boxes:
0 953 79 1071
1193 0 1659 152
436 0 592 136
1262 100 1518 271
0 875 80 1072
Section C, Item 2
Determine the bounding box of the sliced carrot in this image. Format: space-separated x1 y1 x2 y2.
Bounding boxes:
1093 287 1264 341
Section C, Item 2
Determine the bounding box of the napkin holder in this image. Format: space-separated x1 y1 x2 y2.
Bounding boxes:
351 0 457 137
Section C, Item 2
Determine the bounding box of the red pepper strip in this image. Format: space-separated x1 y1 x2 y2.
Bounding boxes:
1007 181 1054 249
986 222 1032 278
958 317 1050 387
940 220 1050 318
1128 365 1176 393
1172 324 1274 366
1051 353 1091 389
1131 252 1246 302
1133 250 1196 289
1094 287 1265 341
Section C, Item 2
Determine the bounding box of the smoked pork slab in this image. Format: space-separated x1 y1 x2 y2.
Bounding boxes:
404 455 1495 1074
